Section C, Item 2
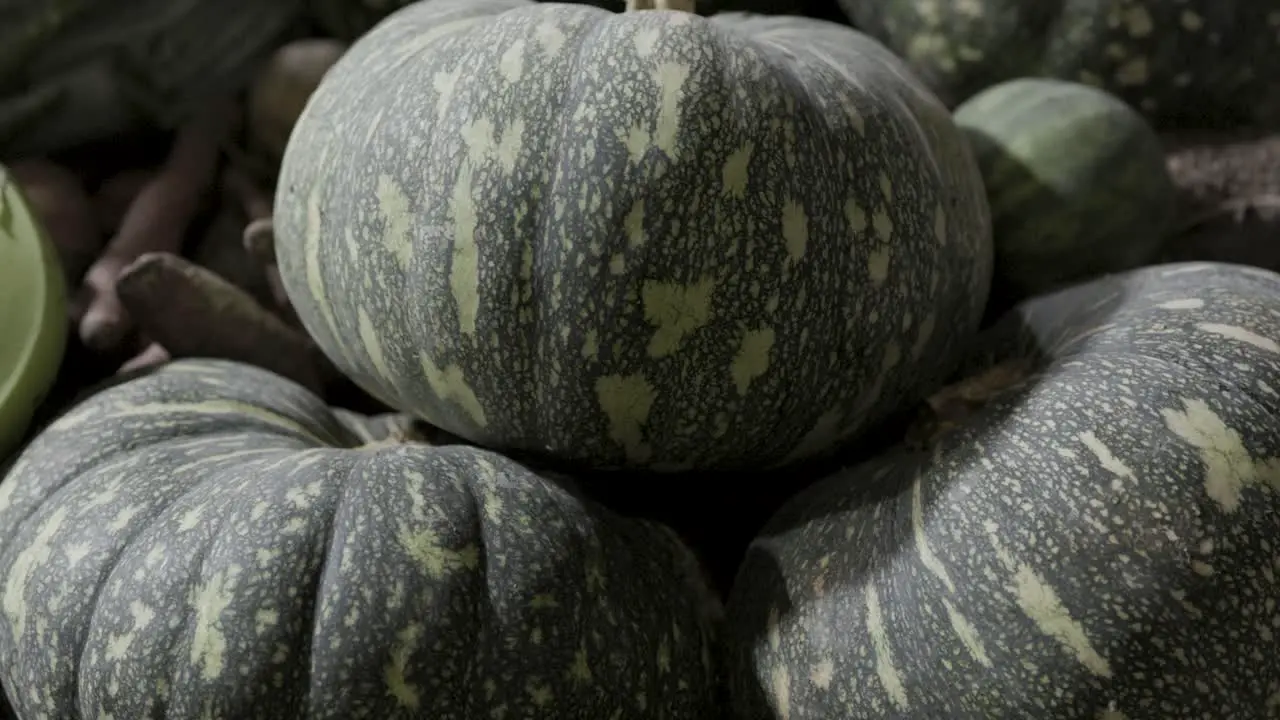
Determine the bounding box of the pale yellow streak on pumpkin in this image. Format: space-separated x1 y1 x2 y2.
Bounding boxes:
1162 398 1280 513
770 664 791 719
3 505 68 639
845 198 868 234
1196 323 1280 354
983 520 1113 677
625 199 646 248
911 474 955 592
432 68 461 123
385 622 424 709
643 276 717 358
398 525 479 579
731 327 774 396
104 600 157 661
534 19 567 57
357 306 398 390
941 599 992 668
450 161 481 335
595 373 655 462
191 564 241 681
722 143 753 198
376 174 414 270
781 200 807 264
634 26 661 57
865 582 909 709
810 658 834 690
418 351 488 429
910 475 993 666
934 203 947 243
499 39 525 84
651 62 690 159
1078 431 1136 490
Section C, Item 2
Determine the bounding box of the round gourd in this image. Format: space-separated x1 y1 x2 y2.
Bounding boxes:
953 78 1175 303
835 0 1280 130
725 261 1280 717
0 165 66 461
306 0 847 41
274 0 994 472
0 359 721 718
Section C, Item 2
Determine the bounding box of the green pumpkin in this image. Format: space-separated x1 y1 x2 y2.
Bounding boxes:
0 359 722 718
307 0 847 42
273 0 994 473
836 0 1280 130
726 261 1280 718
953 78 1175 304
0 165 66 461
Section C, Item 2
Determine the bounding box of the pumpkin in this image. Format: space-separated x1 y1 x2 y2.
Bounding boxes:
725 261 1280 718
0 164 66 461
307 0 848 42
835 0 1280 130
952 78 1175 305
0 358 722 718
0 0 302 157
273 0 994 473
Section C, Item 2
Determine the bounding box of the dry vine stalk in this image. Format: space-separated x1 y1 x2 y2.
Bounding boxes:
113 251 336 394
76 102 236 351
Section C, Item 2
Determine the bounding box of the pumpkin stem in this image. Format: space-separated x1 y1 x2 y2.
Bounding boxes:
624 0 696 12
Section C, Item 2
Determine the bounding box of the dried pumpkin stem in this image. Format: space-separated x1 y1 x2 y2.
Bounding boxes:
77 103 234 351
113 251 335 394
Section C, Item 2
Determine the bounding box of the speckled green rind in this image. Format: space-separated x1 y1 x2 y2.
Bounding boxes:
0 358 722 719
307 0 846 41
725 261 1280 718
953 78 1174 300
0 0 303 157
273 0 993 472
836 0 1280 130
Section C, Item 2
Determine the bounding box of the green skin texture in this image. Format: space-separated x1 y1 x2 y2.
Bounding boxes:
0 359 722 719
726 261 1280 718
274 0 994 473
0 167 66 462
953 78 1175 301
307 0 843 41
837 0 1280 129
0 0 303 157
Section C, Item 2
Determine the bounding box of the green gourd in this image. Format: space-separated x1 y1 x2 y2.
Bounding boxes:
273 0 994 473
0 165 66 461
953 77 1175 304
726 261 1280 718
0 358 722 718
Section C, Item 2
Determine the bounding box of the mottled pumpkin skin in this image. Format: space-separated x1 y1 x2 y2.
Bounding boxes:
0 359 721 719
837 0 1280 129
308 1 845 41
274 0 993 472
726 262 1280 718
953 78 1175 302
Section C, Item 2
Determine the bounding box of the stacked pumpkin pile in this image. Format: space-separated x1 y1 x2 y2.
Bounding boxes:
0 0 1278 717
